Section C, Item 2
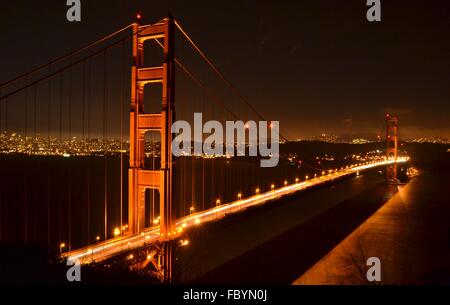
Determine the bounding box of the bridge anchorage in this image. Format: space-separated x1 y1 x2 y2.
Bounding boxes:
129 15 176 282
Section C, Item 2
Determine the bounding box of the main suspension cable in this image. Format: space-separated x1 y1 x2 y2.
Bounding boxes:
0 23 135 89
153 38 240 121
174 19 289 143
0 19 164 102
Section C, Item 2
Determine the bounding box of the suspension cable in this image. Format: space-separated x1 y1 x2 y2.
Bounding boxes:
68 64 72 140
4 97 7 132
174 19 289 143
154 38 239 120
47 66 51 144
25 82 28 137
103 49 108 240
0 19 164 102
155 34 323 172
82 61 86 144
120 38 126 236
59 73 63 143
0 87 2 131
0 23 134 89
174 23 324 171
33 84 37 138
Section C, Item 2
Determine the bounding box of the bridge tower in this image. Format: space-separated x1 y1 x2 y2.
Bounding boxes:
128 16 176 280
386 114 398 184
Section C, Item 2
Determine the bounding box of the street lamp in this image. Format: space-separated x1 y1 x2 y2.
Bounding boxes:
237 193 242 200
113 227 120 237
59 242 66 254
255 188 260 195
216 199 221 206
270 184 275 190
179 239 189 247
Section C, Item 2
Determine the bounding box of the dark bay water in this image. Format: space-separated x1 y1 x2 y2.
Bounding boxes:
178 144 450 284
0 142 446 256
0 154 309 251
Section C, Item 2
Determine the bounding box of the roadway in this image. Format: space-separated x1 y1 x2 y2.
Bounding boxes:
65 158 407 265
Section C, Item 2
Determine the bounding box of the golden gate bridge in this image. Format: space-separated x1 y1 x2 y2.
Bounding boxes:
0 15 404 282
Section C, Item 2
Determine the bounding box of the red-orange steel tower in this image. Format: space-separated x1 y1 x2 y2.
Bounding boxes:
129 16 175 239
386 114 398 184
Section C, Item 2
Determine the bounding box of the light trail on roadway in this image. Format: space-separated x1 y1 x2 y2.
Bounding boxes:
65 158 408 265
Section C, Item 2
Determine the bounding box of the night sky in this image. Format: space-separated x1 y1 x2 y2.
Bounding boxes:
1 0 449 140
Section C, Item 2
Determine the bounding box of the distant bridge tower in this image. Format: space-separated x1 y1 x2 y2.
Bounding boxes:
386 114 398 184
128 16 176 280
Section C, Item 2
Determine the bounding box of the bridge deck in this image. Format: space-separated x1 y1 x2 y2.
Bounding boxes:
65 159 407 265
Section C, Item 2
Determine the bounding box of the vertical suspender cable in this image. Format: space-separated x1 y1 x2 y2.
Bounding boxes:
191 87 195 212
48 66 51 145
81 59 88 245
25 83 28 138
68 65 72 251
87 59 91 140
47 169 51 248
33 85 37 138
58 74 62 245
4 97 7 132
68 66 72 140
82 61 86 149
47 66 51 248
120 40 125 235
103 50 108 240
87 58 91 244
59 73 63 143
0 154 2 240
68 164 71 251
24 174 28 244
0 87 2 132
202 91 205 211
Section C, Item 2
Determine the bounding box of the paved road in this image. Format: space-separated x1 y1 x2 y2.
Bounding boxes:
66 159 406 265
